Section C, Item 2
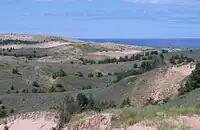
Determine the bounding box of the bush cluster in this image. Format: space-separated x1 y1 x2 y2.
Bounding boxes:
178 63 200 95
169 54 194 65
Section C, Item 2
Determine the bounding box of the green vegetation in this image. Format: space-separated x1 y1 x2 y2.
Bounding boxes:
32 81 40 87
12 68 20 75
55 93 118 129
52 69 67 79
178 63 200 95
114 58 161 83
120 105 200 125
84 50 160 65
0 39 39 45
169 54 194 64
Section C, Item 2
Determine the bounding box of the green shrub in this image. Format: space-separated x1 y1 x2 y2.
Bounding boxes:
9 108 14 114
88 73 94 78
96 72 103 78
10 85 14 90
52 69 67 79
12 68 19 74
76 72 84 77
0 109 7 118
32 81 39 87
121 97 131 108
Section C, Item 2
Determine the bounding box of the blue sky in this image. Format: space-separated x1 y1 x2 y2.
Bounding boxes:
0 0 200 38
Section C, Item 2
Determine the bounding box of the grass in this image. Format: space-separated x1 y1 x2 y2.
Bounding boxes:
119 105 200 125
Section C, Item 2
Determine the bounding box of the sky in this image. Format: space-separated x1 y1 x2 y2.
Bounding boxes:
0 0 200 38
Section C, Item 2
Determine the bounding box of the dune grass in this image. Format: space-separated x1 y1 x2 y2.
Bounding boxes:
119 105 200 125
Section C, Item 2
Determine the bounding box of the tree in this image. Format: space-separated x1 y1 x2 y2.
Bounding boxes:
87 94 95 110
120 97 131 108
159 54 164 60
56 95 78 130
96 72 103 78
76 72 84 77
133 63 138 68
49 86 57 92
88 73 94 78
178 63 200 95
145 52 150 56
32 81 39 87
169 57 176 64
76 93 89 112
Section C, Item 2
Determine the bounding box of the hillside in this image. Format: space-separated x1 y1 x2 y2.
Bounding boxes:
0 34 199 130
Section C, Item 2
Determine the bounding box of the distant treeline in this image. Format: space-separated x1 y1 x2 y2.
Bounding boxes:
80 50 165 65
169 54 195 65
113 56 163 83
0 39 39 45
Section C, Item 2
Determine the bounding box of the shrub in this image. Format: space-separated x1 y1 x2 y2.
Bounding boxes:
142 57 147 60
88 73 94 78
161 49 168 53
52 69 67 79
9 108 14 114
10 85 14 90
178 63 200 95
133 64 138 68
32 81 39 87
120 97 131 108
56 95 78 130
75 72 83 77
0 109 7 118
145 52 150 56
169 57 176 64
76 93 89 112
4 126 9 130
96 72 103 78
12 68 19 74
1 105 6 110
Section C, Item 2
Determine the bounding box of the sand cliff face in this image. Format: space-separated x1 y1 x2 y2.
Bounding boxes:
2 111 200 130
132 63 195 105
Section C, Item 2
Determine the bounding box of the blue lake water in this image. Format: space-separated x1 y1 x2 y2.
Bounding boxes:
79 39 200 48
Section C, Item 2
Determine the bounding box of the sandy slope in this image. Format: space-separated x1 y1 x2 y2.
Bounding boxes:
132 63 195 105
0 41 72 49
0 111 57 130
2 111 200 130
88 50 141 58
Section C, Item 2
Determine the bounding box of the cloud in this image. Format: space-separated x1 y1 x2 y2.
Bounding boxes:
122 0 200 5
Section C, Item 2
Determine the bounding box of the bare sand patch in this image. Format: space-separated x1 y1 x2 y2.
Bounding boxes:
151 63 195 101
88 49 141 58
0 111 57 130
0 41 72 49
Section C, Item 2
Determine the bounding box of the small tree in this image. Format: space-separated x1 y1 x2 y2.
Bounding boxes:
120 97 131 108
10 85 15 90
76 93 89 112
32 81 39 87
133 63 138 68
12 68 19 74
76 72 84 77
88 73 94 78
96 72 103 78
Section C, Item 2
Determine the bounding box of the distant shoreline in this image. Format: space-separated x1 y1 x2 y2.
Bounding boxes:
79 38 200 48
